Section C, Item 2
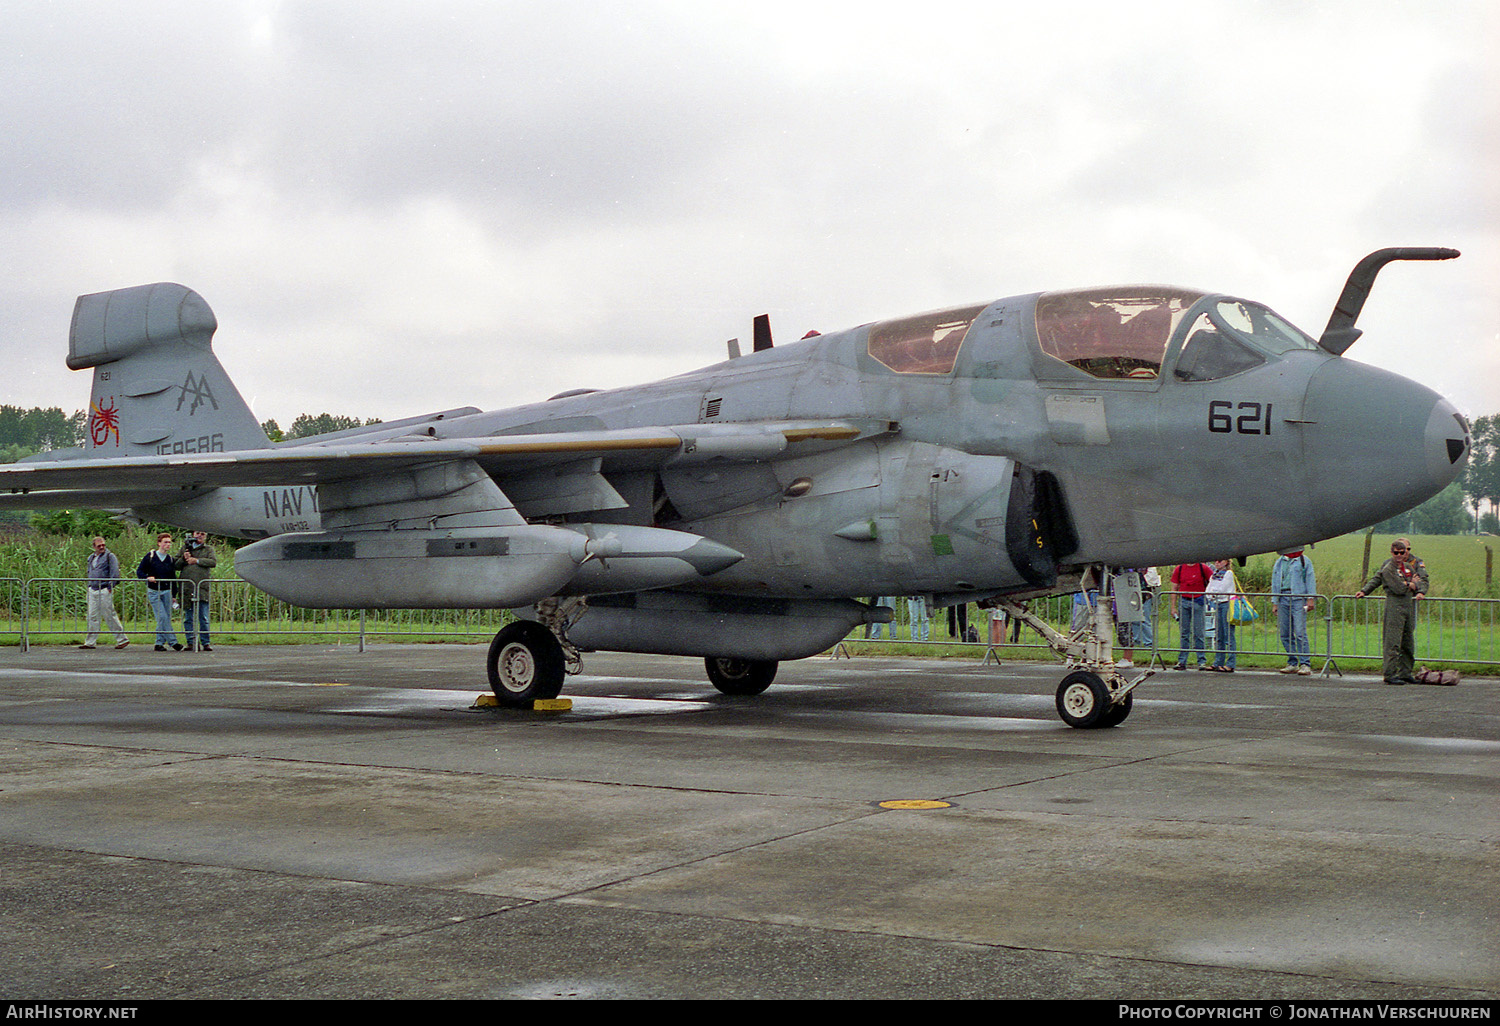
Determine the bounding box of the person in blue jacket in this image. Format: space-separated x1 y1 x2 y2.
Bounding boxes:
1271 549 1317 675
137 531 182 651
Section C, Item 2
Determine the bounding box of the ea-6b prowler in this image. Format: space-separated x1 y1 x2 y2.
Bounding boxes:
0 249 1470 726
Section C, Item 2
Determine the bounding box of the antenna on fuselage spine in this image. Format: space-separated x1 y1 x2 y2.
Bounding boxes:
752 314 773 352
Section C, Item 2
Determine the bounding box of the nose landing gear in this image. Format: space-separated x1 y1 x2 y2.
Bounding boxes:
992 568 1149 729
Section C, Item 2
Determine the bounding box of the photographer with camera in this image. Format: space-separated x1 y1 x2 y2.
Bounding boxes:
175 529 218 651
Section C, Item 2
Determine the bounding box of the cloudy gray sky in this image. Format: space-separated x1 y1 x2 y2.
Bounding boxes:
3 0 1495 428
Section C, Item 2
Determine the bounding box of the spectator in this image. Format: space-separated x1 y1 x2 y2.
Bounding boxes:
137 531 182 651
1356 538 1429 685
175 530 217 651
1205 559 1240 672
79 536 129 650
907 595 930 642
1170 561 1214 670
1271 548 1317 675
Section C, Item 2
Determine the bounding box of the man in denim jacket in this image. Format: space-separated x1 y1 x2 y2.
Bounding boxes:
1271 549 1317 674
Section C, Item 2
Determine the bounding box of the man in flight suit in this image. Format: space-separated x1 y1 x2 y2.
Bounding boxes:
1356 538 1429 685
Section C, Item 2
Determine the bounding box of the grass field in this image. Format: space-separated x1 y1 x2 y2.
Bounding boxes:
1236 532 1499 598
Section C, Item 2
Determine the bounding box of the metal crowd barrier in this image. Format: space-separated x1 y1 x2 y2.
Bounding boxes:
1326 594 1500 670
843 590 1500 672
0 577 23 648
4 578 1497 670
6 576 515 652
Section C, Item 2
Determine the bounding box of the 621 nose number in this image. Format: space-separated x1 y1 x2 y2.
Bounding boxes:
1209 401 1272 435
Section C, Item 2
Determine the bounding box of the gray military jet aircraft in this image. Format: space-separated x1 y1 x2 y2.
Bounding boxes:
0 248 1469 726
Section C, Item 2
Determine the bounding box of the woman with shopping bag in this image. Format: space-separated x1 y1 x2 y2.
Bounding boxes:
1205 559 1242 672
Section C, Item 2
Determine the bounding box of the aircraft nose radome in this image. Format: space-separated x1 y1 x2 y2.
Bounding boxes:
1301 360 1466 534
1428 398 1470 477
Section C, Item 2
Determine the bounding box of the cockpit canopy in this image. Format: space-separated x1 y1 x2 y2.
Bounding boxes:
867 303 990 374
1034 287 1319 383
1035 288 1201 380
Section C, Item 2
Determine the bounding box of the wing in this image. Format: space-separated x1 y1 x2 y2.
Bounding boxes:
0 420 871 510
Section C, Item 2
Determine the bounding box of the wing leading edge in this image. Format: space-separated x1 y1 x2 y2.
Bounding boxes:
0 420 870 501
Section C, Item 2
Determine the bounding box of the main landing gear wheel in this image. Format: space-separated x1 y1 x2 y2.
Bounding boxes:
488 621 566 706
705 657 777 696
1055 669 1129 729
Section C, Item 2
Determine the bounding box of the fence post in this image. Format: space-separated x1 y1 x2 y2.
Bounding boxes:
20 580 28 653
1146 587 1164 669
1319 596 1341 677
359 609 366 653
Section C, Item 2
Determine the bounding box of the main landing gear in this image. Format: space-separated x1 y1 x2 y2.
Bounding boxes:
486 620 566 706
704 657 778 696
486 598 584 707
485 599 783 706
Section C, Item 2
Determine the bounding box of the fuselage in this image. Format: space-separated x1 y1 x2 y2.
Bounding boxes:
151 286 1470 601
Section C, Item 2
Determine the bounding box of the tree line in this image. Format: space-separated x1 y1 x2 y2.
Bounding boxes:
1462 414 1500 533
0 406 381 461
0 406 85 463
260 414 383 442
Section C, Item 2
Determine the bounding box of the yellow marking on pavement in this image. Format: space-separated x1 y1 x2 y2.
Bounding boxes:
876 799 952 810
470 694 573 712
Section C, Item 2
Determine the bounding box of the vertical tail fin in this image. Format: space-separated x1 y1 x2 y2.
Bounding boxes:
68 283 269 456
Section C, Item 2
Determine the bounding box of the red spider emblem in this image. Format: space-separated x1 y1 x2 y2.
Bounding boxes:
89 397 120 447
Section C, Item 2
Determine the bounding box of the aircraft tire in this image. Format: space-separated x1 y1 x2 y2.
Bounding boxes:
488 621 565 706
1096 691 1133 728
1055 670 1110 728
705 657 777 696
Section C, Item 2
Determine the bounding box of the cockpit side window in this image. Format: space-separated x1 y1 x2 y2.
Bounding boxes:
1173 312 1267 382
867 304 989 374
1034 288 1202 380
